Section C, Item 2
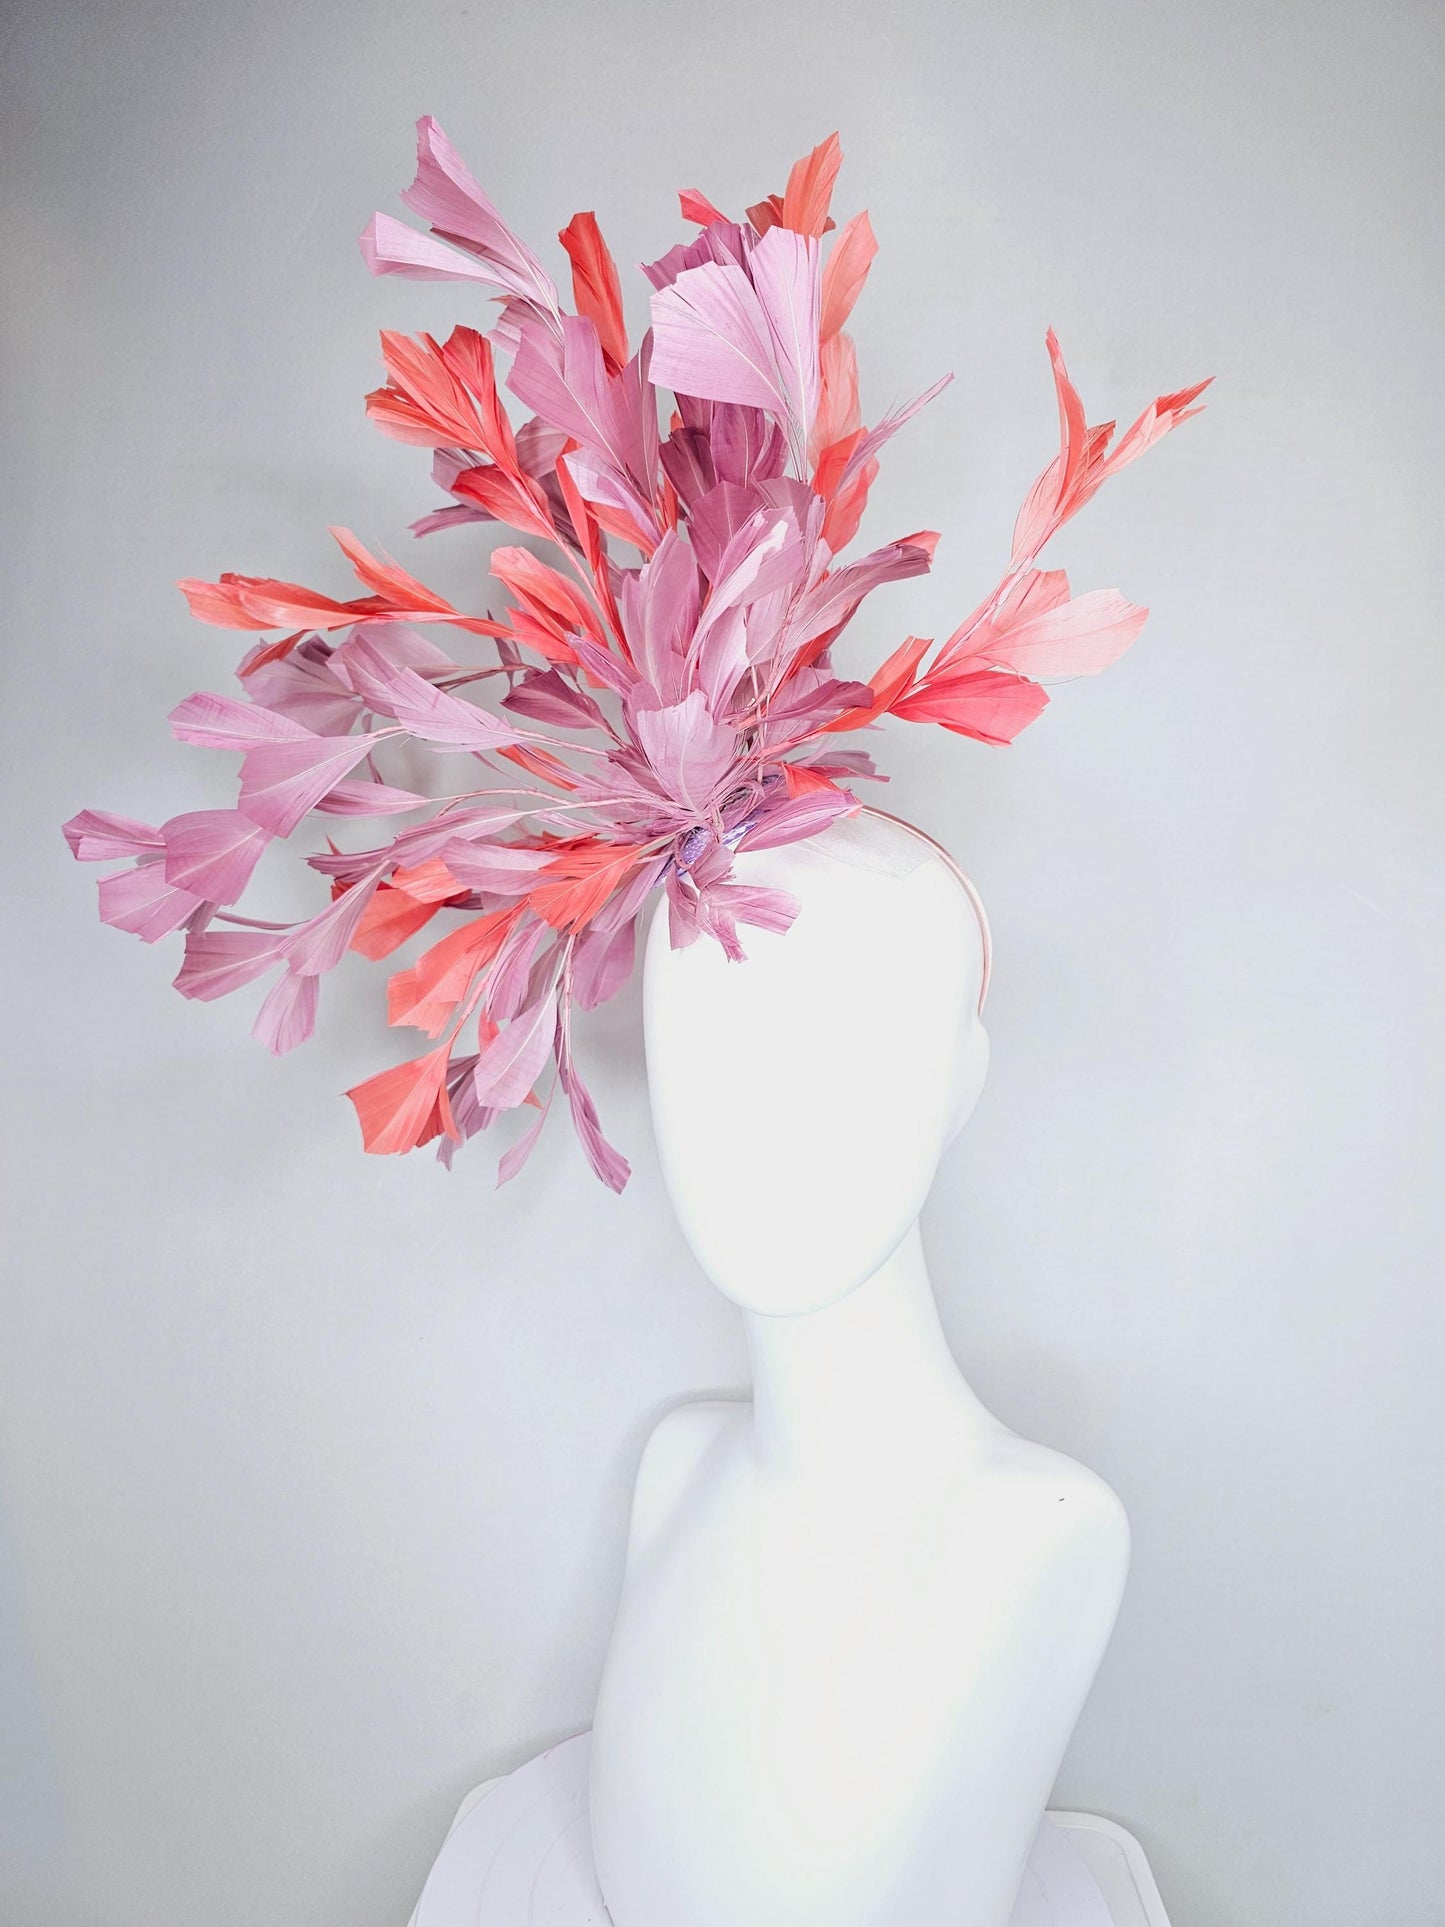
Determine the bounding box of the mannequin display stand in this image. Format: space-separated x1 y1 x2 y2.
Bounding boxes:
587 821 1134 1925
405 815 1164 1927
405 1733 1172 1927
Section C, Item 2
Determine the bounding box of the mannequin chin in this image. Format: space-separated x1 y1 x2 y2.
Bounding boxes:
643 813 990 1318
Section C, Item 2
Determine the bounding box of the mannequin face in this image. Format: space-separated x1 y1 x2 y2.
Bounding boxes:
644 816 990 1317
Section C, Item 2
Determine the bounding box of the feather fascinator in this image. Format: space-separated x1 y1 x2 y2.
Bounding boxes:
65 121 1207 1188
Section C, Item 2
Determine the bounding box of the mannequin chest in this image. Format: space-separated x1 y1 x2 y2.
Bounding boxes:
592 1399 1129 1922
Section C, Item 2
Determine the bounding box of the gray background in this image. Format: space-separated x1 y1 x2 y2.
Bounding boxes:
2 0 1441 1922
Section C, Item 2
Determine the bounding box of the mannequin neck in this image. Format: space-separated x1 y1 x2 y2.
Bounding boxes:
740 1224 999 1486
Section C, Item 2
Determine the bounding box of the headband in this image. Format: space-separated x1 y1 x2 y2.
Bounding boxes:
849 808 994 1015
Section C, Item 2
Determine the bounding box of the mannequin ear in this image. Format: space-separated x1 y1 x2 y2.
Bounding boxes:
943 1020 990 1149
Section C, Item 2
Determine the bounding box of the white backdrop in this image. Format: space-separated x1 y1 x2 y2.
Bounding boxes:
2 1 1441 1922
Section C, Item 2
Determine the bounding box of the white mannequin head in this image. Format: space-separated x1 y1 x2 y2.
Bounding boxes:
644 810 990 1317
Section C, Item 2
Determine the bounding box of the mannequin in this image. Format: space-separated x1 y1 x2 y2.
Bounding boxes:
588 811 1130 1927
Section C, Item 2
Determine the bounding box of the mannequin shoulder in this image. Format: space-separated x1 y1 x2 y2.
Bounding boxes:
975 1433 1130 1558
625 1398 745 1555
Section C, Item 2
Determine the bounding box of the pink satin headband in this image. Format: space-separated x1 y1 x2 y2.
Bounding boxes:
860 809 992 1015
